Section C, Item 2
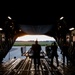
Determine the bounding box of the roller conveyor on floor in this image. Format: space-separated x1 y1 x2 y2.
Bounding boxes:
0 58 63 75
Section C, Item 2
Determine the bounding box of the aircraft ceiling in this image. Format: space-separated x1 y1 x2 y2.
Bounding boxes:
0 6 75 37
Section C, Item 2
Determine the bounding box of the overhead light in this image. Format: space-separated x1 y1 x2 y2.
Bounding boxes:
59 26 61 28
19 29 22 32
10 26 13 28
60 16 64 20
8 16 12 20
69 27 74 31
0 28 3 30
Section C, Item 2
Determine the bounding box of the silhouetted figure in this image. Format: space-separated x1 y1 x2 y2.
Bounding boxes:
51 42 59 67
21 47 23 56
62 42 69 66
69 42 75 66
31 40 41 70
45 45 52 58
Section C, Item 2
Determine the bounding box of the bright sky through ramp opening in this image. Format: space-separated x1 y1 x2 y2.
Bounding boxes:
16 35 56 41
